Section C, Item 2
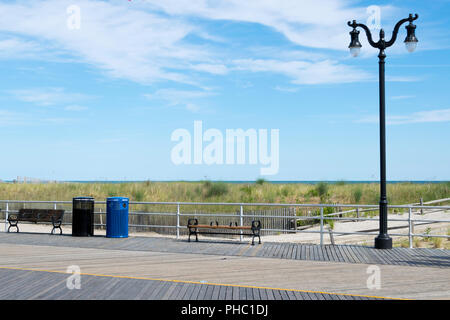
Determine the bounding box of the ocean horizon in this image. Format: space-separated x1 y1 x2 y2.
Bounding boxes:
4 180 448 184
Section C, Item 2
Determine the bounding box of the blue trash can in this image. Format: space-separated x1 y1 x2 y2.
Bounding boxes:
106 197 129 238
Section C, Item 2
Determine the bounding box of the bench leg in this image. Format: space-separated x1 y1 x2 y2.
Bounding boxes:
188 228 198 242
51 221 63 235
7 222 19 233
51 226 63 235
252 230 261 245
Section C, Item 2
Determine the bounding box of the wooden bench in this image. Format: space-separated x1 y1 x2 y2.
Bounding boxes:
187 219 262 245
7 209 65 234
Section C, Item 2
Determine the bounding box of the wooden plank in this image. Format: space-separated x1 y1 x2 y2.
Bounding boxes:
225 285 233 300
266 243 277 258
291 244 299 260
299 244 306 260
188 283 203 300
202 284 214 300
271 289 282 300
304 244 311 261
149 280 172 300
328 245 340 262
312 244 320 261
239 287 247 300
285 289 297 301
292 290 310 301
334 245 348 263
218 284 227 300
279 243 290 259
258 287 268 300
246 287 253 300
252 287 261 300
232 286 240 300
278 289 290 300
161 281 180 300
315 245 324 261
342 244 360 264
286 243 295 259
347 245 364 264
174 283 190 300
211 283 222 300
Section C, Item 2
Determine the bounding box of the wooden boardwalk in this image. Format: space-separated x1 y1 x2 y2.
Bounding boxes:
0 268 380 300
0 232 448 268
0 232 449 299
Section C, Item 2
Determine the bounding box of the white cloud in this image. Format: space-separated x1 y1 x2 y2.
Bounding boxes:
0 0 211 84
189 63 229 75
8 88 89 106
233 59 372 85
141 0 397 50
0 0 393 86
356 109 450 125
144 88 215 112
0 109 75 126
274 86 299 93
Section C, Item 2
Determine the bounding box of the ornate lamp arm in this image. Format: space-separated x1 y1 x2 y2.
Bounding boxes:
386 14 419 47
347 20 379 48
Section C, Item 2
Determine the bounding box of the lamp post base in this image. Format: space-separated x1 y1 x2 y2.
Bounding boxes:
375 235 392 249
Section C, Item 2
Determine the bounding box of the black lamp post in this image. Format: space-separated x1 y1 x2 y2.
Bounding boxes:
347 14 419 249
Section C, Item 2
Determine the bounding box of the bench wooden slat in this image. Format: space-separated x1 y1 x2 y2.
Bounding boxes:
189 225 252 230
8 209 65 234
187 218 262 245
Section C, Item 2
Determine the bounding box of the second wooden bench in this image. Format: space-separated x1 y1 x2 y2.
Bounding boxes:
187 219 262 245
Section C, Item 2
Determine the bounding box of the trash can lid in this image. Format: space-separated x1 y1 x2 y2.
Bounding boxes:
107 197 129 202
73 197 94 200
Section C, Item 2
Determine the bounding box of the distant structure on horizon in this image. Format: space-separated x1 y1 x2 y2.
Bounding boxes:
13 176 57 184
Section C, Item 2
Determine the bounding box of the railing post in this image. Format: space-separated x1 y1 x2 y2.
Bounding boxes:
4 202 9 232
176 203 180 240
320 207 324 246
240 205 243 242
420 198 423 215
408 206 413 248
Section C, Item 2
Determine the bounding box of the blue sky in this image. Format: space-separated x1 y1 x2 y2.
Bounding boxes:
0 0 449 181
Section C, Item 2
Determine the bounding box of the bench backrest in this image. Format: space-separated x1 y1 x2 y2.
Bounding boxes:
17 209 65 222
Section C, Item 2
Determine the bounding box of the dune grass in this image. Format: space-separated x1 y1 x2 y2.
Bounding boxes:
0 181 448 205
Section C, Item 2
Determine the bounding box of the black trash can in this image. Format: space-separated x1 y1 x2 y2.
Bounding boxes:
72 197 95 236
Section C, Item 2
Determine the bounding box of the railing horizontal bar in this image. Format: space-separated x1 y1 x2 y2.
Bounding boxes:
411 233 450 238
1 199 449 209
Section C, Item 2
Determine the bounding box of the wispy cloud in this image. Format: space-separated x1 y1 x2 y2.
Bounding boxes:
144 88 215 112
0 0 384 87
189 63 229 75
0 1 211 85
233 59 372 85
356 109 450 125
8 88 90 106
141 0 394 50
0 109 76 127
274 86 299 93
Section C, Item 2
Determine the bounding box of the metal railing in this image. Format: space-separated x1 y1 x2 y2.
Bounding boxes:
0 200 449 248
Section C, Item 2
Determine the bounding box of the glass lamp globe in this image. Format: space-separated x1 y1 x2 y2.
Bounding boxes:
350 46 361 57
405 40 418 53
